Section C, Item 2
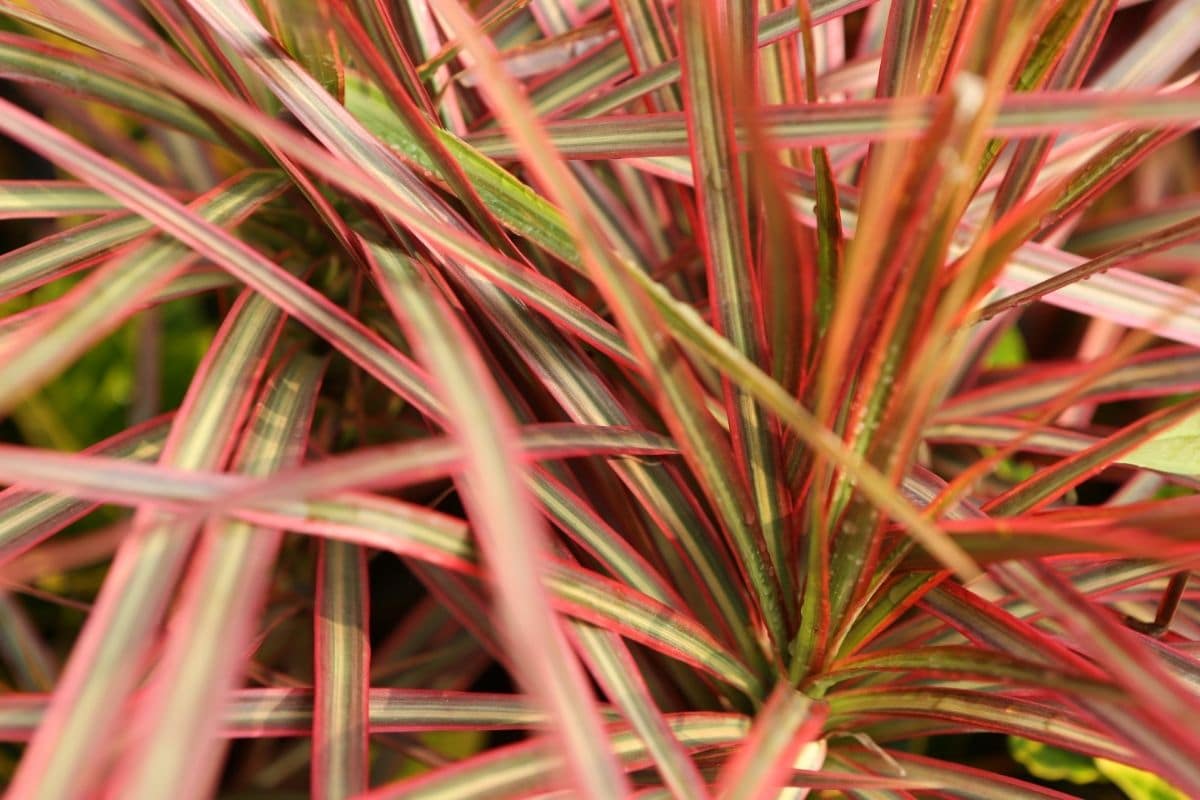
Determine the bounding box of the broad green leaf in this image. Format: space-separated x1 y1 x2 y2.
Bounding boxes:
1009 738 1104 784
1120 407 1200 476
1097 760 1189 800
983 326 1029 369
994 560 1200 796
988 398 1200 515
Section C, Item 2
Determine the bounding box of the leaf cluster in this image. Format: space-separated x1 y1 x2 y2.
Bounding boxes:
1 1 1200 798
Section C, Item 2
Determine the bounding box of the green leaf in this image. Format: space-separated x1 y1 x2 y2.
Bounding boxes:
1009 737 1104 784
983 326 1029 369
990 397 1200 515
1098 759 1189 800
1120 406 1200 476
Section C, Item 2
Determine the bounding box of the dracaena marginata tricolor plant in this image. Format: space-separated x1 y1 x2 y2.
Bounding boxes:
1 0 1200 798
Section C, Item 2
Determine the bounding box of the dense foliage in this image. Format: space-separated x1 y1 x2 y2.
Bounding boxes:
2 1 1200 797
